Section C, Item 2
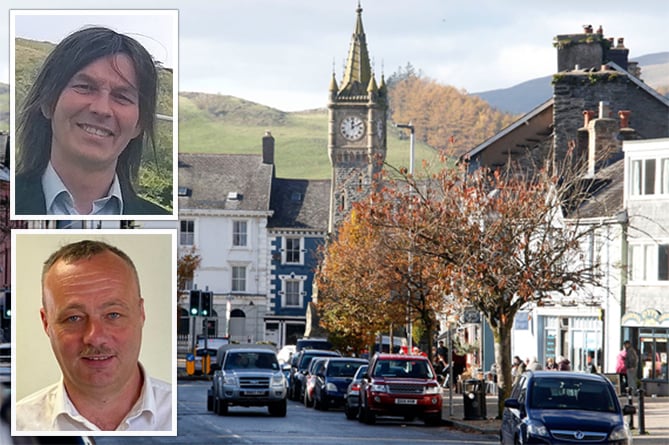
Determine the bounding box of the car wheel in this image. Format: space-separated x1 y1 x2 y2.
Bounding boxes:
214 397 228 416
345 404 357 420
359 400 375 425
268 398 287 417
424 413 441 426
304 389 313 407
319 394 329 411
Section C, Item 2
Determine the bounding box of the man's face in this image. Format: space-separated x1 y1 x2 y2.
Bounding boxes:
41 250 145 396
47 53 141 172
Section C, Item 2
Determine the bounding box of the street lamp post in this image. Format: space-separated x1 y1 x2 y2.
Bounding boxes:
396 123 415 351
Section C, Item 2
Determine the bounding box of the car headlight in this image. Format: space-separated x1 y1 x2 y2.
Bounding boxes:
371 383 388 392
609 424 631 442
271 373 285 388
425 385 441 394
223 374 238 386
326 383 338 392
525 419 549 437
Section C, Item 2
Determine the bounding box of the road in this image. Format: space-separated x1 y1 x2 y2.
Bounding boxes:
96 380 499 444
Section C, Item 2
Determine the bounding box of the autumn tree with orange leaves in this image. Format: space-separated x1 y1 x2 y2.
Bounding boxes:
359 159 602 418
316 198 454 357
177 246 202 296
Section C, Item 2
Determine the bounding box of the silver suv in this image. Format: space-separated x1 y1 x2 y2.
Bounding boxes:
207 344 287 417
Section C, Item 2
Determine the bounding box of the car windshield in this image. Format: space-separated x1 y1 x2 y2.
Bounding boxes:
530 378 617 413
373 359 433 378
224 352 279 371
326 361 364 377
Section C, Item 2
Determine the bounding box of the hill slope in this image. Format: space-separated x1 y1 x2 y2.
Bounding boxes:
472 52 669 114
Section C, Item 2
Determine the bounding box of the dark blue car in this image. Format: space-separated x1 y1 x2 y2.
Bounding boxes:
501 371 635 444
313 357 368 410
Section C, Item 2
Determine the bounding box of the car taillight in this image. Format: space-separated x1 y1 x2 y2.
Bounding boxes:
351 383 360 391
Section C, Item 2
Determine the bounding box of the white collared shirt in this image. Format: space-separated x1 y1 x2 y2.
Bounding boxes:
15 367 172 432
41 162 124 215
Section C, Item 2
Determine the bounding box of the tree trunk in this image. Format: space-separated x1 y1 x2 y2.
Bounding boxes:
493 321 513 419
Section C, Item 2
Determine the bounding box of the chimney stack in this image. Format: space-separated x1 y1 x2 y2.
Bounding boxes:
262 131 274 165
586 101 619 176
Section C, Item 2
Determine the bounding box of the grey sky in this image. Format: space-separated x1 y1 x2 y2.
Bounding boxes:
2 0 667 111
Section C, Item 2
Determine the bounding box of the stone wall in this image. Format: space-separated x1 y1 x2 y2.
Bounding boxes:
553 72 669 168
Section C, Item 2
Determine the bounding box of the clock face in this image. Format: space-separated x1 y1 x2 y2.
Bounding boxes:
340 115 365 141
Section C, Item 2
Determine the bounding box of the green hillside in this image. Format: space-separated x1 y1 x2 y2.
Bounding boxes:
178 92 439 180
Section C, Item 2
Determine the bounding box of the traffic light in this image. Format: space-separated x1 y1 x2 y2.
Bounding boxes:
201 291 212 317
189 290 201 316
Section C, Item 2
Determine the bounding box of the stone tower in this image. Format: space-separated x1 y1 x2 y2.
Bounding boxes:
327 3 387 233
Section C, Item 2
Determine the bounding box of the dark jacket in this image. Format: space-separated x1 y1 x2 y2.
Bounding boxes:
14 173 170 216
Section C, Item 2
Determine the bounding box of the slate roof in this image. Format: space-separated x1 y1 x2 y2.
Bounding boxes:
268 178 330 231
178 153 273 213
567 158 624 219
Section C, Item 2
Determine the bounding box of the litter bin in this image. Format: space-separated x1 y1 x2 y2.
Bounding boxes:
186 353 195 375
463 379 486 420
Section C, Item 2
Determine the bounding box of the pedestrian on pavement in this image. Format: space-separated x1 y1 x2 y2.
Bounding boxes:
557 356 571 371
512 356 526 386
527 356 542 371
545 356 557 370
624 340 639 394
15 239 173 432
616 347 628 393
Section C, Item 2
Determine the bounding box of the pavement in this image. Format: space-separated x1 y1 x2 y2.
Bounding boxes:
440 388 669 444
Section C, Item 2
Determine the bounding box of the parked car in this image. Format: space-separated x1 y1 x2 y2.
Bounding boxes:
501 370 635 445
313 357 368 411
288 349 341 401
277 344 296 365
303 357 328 407
344 364 368 420
358 353 442 425
295 337 332 352
207 344 287 417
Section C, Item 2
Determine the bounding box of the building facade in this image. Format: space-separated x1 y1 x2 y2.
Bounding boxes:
622 138 669 392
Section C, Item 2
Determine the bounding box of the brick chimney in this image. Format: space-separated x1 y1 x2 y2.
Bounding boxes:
262 131 274 165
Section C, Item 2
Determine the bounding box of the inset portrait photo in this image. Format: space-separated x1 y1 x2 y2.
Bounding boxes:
11 229 177 436
10 10 178 220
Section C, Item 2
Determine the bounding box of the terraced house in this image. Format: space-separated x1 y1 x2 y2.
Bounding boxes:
465 25 669 388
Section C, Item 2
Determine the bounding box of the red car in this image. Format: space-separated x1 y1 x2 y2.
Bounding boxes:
358 353 442 426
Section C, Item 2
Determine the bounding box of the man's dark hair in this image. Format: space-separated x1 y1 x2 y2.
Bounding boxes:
16 26 158 192
42 239 140 293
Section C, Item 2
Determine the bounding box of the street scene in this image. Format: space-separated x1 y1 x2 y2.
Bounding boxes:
0 0 668 443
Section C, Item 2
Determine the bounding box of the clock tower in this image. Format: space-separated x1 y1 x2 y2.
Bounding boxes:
328 3 387 233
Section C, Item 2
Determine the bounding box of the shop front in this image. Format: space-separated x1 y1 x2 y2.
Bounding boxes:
622 309 669 396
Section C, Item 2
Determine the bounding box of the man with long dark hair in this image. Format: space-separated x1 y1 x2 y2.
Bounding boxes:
15 26 169 216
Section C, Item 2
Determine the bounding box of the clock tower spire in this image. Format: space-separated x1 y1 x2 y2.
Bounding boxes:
328 2 387 233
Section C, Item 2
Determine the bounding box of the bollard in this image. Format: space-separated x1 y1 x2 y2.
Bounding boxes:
638 388 646 435
627 387 634 430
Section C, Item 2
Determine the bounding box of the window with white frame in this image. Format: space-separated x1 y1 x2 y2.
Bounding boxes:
284 237 301 264
278 274 305 308
180 220 194 246
630 243 669 282
232 265 246 292
661 158 669 194
233 221 248 247
630 158 669 196
284 280 301 307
